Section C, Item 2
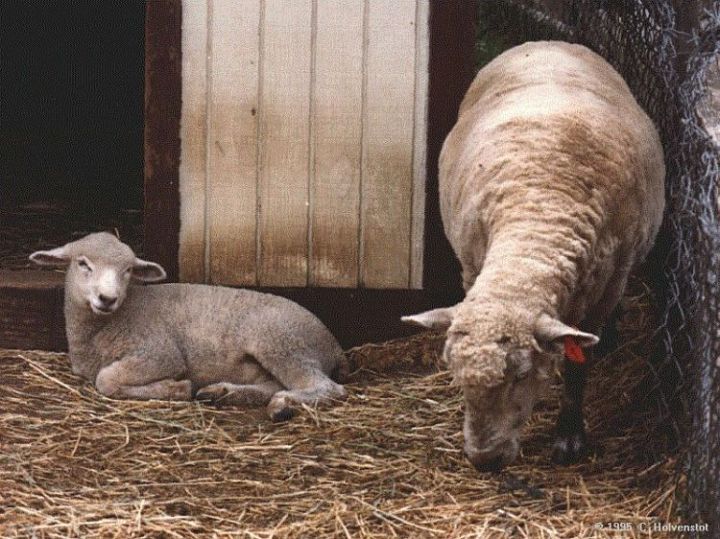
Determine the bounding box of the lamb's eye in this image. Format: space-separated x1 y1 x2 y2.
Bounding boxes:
124 267 132 276
78 259 92 272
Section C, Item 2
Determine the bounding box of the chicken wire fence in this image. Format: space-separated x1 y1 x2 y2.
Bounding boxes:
478 0 720 533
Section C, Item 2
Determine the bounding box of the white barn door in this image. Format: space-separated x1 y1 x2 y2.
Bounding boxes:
179 0 429 289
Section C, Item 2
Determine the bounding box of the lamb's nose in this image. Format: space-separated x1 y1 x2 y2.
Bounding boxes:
98 294 117 307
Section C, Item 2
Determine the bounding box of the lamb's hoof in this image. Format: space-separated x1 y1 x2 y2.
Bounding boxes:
551 431 587 465
271 407 296 422
267 394 296 422
196 383 229 403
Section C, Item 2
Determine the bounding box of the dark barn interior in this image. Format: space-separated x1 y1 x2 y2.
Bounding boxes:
0 2 145 268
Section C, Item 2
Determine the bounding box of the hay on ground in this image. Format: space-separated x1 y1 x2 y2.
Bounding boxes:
0 286 681 538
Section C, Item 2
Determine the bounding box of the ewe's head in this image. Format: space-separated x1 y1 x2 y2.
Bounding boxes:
403 303 597 471
30 232 166 316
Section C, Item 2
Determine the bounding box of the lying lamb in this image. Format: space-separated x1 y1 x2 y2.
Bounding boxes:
30 232 347 420
404 41 665 469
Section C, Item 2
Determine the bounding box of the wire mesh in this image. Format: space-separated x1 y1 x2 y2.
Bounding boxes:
479 0 720 534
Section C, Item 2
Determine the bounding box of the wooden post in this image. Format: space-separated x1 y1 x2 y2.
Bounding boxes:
144 0 182 281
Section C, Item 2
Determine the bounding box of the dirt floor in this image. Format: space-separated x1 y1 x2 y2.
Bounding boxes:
0 203 143 270
0 283 685 538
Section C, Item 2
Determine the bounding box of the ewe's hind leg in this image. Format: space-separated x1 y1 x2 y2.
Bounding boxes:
196 380 283 407
266 374 347 422
95 355 191 401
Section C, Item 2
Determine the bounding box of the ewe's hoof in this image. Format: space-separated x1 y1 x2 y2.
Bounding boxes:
196 383 229 403
551 431 587 465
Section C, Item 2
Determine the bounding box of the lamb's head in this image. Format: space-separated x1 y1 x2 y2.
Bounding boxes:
403 304 598 471
30 232 166 316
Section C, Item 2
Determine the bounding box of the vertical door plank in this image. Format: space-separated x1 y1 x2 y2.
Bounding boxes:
207 0 261 285
361 0 417 288
410 0 429 289
310 0 364 287
144 0 181 281
179 0 208 282
258 0 313 286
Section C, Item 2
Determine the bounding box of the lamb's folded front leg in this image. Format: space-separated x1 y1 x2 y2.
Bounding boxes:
552 358 588 464
94 354 192 401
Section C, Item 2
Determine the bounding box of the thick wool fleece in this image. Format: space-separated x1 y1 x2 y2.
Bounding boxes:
440 41 665 383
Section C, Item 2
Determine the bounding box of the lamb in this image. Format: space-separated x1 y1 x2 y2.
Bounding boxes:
30 232 347 420
403 41 665 470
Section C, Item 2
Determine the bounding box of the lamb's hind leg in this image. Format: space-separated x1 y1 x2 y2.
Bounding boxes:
266 373 347 422
196 380 283 407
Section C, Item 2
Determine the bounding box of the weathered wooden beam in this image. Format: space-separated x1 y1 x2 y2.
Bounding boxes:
144 0 182 282
0 270 427 350
423 0 475 301
0 271 66 351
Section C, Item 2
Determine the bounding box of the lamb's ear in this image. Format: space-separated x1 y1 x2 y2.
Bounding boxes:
534 313 599 347
29 246 71 267
401 306 457 330
131 258 167 283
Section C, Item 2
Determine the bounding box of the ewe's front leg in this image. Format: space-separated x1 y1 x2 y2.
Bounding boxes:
95 355 192 401
552 359 588 464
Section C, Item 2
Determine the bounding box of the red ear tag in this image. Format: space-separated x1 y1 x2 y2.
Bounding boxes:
564 336 586 364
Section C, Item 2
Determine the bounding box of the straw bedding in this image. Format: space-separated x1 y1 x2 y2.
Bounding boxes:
0 285 681 538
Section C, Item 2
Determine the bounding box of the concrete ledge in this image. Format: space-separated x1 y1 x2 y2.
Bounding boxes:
0 270 456 351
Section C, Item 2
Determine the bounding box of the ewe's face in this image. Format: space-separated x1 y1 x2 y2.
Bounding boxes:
402 305 598 471
444 331 552 471
29 232 167 317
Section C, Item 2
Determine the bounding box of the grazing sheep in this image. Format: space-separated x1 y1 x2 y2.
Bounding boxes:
403 41 665 470
30 232 347 420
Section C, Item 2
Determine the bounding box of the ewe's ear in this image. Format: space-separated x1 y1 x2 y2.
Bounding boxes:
29 246 71 267
401 306 457 330
131 258 167 283
534 313 599 347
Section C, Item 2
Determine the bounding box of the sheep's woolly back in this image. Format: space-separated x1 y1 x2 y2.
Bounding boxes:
438 41 665 394
440 41 665 333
